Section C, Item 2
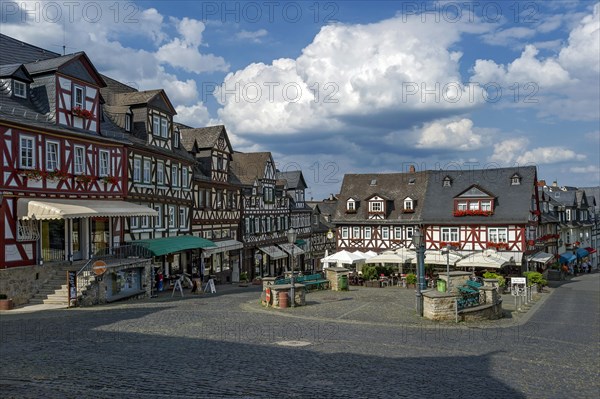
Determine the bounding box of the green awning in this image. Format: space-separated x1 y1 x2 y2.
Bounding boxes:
134 236 216 257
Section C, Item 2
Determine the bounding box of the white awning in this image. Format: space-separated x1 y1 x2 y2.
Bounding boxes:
278 243 305 256
259 245 287 260
455 250 513 269
526 251 554 264
17 198 157 220
204 239 243 256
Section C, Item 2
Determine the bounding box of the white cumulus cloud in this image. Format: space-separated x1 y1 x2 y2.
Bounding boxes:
416 119 485 151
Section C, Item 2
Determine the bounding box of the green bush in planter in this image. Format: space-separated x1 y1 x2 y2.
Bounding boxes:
523 271 546 287
483 272 506 287
362 265 378 281
406 273 417 285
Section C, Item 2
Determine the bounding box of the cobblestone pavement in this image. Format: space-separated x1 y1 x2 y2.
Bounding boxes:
0 274 598 398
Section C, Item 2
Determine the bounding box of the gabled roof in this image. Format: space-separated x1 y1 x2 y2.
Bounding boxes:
365 193 391 201
455 184 495 199
179 125 232 153
0 64 33 82
423 166 537 224
334 172 429 223
0 34 60 65
112 89 176 115
24 52 106 87
231 152 273 185
276 170 307 190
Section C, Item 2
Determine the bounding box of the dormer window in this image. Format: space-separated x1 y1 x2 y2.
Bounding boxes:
408 178 416 185
346 199 356 212
404 198 414 211
370 179 377 186
443 176 452 187
13 81 26 98
173 130 180 148
125 113 132 132
73 85 84 109
511 174 521 185
369 201 383 212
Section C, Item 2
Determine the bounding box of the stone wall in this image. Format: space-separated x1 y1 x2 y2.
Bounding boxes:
325 267 349 291
423 291 457 321
0 265 57 306
437 271 471 294
261 283 306 307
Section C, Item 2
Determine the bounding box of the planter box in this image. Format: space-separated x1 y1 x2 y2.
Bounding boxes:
365 280 380 288
0 299 14 311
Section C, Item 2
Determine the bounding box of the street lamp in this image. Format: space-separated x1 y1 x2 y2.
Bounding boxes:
287 228 297 308
412 227 426 316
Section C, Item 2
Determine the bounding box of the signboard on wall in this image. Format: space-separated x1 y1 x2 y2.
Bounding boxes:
67 270 77 307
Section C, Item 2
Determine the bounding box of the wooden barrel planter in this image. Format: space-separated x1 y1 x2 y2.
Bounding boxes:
278 291 289 308
0 297 14 310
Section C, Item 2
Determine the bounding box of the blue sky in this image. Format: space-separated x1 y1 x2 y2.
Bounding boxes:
1 0 599 199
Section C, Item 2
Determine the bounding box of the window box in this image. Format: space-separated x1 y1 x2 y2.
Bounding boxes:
46 169 70 181
402 208 415 213
75 174 95 184
72 106 94 120
102 176 119 185
454 210 493 217
440 241 461 248
19 168 43 181
486 242 508 250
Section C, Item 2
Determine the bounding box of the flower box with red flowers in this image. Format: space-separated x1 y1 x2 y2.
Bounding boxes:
75 174 95 184
19 168 43 181
72 106 94 120
402 208 415 213
440 241 461 248
46 169 70 181
487 242 508 250
453 209 493 217
102 176 119 185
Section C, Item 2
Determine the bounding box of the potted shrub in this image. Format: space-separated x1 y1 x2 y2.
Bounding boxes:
524 271 547 292
406 273 417 288
483 271 506 291
0 294 13 310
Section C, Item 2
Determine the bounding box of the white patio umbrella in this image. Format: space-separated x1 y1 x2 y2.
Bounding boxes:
455 250 513 269
419 249 464 265
365 251 411 264
365 250 378 258
320 250 366 267
353 250 375 260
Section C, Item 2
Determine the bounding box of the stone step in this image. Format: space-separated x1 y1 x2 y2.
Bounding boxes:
41 299 68 305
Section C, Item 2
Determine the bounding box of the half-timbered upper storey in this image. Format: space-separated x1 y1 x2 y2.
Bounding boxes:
333 171 429 252
179 125 233 183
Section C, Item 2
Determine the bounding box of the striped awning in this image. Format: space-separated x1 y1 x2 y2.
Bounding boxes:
17 198 157 220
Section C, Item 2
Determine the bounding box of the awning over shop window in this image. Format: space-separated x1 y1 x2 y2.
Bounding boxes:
526 251 554 264
576 248 589 258
258 245 287 260
278 243 305 256
203 239 243 256
584 247 597 254
17 198 157 220
559 252 576 264
134 236 216 257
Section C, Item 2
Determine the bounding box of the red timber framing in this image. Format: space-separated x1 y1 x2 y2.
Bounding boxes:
336 224 417 252
424 224 526 253
56 74 101 133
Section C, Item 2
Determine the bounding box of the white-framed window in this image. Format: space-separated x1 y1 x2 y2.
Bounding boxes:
443 177 452 187
173 130 180 148
171 165 179 187
406 226 414 239
469 202 480 211
566 209 572 221
161 118 168 138
182 168 188 189
19 136 35 169
73 85 84 109
14 81 26 98
133 158 141 182
99 150 109 177
254 217 260 233
441 227 459 242
481 201 492 211
125 113 132 132
45 141 59 170
394 227 402 240
141 215 149 228
511 175 521 185
153 115 160 136
143 159 151 183
364 227 372 239
74 146 85 174
341 227 349 239
457 201 467 211
157 161 164 185
381 226 389 239
347 200 355 211
488 227 507 243
404 199 413 210
168 205 176 228
179 208 186 228
369 201 383 212
130 216 139 229
352 227 360 239
154 205 162 228
198 189 205 208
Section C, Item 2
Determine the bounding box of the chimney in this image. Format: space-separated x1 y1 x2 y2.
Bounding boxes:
538 180 546 187
552 180 558 187
409 165 416 173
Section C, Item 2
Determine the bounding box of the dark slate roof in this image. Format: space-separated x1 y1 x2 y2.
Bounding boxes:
179 125 225 152
276 170 306 190
580 187 600 208
0 34 60 65
231 152 272 185
113 90 163 106
334 172 429 224
545 188 577 207
422 166 537 224
24 53 79 74
0 64 33 82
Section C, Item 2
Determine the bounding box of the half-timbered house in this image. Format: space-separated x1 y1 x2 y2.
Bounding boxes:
276 170 312 271
179 125 242 283
231 152 290 278
306 198 337 271
100 77 196 276
422 166 539 270
333 170 429 254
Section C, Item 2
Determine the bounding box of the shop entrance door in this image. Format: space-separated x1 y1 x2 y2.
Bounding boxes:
91 217 110 256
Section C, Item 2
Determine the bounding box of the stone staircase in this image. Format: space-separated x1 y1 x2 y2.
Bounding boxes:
28 263 82 306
